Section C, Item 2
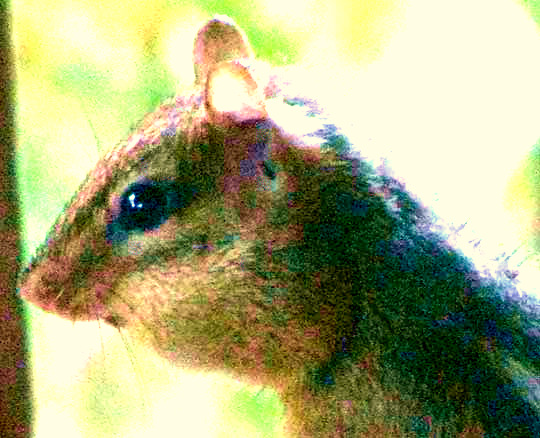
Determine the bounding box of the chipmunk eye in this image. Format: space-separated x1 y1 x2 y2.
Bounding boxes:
106 181 196 243
119 181 170 231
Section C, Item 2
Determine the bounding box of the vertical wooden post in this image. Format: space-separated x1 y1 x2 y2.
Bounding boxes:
0 2 32 437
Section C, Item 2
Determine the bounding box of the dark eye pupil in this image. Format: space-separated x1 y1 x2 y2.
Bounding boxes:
119 182 170 231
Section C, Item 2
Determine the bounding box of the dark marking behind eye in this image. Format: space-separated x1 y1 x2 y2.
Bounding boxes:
262 160 277 179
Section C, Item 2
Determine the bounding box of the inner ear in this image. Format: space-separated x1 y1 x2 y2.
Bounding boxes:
193 16 254 87
205 61 267 123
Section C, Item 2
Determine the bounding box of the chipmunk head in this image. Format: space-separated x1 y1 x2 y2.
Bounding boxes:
18 16 367 380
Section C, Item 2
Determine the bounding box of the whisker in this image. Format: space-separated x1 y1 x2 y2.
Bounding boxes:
116 326 150 422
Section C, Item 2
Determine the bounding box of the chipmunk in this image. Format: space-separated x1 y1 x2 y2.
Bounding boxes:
18 15 540 437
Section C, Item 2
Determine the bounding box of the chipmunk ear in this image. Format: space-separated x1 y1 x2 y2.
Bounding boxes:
194 16 265 123
205 60 267 123
193 16 254 87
